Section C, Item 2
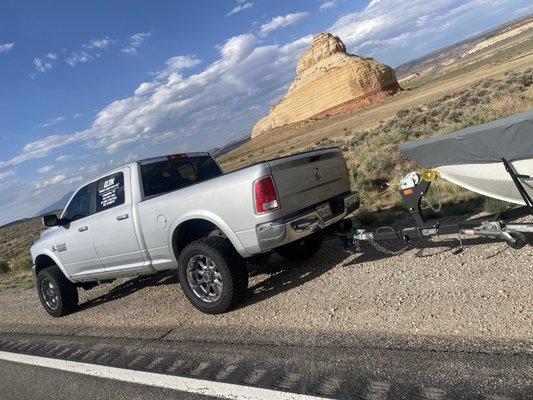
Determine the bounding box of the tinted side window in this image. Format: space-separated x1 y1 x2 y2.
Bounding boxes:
141 156 223 197
64 184 94 222
96 172 125 212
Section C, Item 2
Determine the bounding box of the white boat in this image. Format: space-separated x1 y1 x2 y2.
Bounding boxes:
399 110 533 206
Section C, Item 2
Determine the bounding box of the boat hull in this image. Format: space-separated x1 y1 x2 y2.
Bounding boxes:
436 159 533 206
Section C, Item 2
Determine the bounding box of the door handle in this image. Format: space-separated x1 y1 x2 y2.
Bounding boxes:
78 226 88 232
116 214 129 221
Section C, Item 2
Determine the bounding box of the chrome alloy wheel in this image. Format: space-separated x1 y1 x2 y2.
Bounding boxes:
40 278 59 310
186 255 223 303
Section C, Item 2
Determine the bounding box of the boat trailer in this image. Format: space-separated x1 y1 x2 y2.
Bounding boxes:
348 160 533 254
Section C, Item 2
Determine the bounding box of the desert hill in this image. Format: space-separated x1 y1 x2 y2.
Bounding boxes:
251 33 401 138
395 14 532 83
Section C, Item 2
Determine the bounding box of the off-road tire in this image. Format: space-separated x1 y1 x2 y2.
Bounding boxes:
36 265 79 317
177 237 248 314
277 233 324 261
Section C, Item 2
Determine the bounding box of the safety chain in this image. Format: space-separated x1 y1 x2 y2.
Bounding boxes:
367 236 411 255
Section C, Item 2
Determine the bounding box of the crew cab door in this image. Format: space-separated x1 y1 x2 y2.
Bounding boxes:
89 168 146 276
54 183 103 279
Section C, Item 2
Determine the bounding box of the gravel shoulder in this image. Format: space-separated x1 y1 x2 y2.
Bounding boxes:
0 233 532 353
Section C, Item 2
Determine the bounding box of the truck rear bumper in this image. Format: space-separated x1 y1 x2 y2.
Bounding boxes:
255 192 359 252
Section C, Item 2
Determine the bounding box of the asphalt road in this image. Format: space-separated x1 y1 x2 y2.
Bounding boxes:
0 359 218 400
0 332 531 399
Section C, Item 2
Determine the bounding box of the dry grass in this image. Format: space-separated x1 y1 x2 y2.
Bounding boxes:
0 272 34 291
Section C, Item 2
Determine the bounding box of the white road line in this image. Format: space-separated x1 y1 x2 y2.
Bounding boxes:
0 350 332 400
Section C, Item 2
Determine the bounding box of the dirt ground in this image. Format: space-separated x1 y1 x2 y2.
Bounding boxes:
1 224 531 352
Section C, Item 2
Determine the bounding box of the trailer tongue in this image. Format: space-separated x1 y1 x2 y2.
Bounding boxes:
352 169 533 254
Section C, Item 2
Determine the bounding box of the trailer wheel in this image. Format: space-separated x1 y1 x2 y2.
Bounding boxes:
277 234 324 261
507 231 526 249
36 265 79 317
177 237 248 314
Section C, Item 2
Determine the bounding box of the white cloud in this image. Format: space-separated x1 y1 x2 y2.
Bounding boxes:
86 37 112 49
121 32 151 56
124 153 139 163
65 50 92 66
0 170 15 181
259 12 311 37
327 0 520 65
73 113 83 119
33 57 52 73
1 32 311 164
34 174 66 189
46 52 57 60
320 1 336 11
227 2 253 16
38 165 54 174
40 116 64 128
0 43 14 53
64 176 83 185
33 174 83 190
55 155 74 162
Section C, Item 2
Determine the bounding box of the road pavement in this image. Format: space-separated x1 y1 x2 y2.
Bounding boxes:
0 332 531 399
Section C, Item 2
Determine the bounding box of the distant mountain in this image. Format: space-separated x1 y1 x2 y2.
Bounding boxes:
34 191 73 217
0 217 33 230
395 14 532 80
210 135 250 158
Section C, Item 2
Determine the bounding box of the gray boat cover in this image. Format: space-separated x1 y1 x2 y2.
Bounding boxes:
399 109 533 167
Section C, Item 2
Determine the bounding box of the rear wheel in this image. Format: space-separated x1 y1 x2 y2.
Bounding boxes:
36 265 79 317
277 233 324 261
177 237 248 314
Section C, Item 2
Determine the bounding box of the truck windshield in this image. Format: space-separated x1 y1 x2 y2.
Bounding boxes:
140 155 223 197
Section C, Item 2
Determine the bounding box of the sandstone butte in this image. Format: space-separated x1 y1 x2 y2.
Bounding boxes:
251 33 402 138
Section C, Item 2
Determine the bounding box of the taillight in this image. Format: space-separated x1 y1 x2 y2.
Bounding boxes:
253 176 280 214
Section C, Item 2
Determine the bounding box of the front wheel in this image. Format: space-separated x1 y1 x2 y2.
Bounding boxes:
36 265 79 317
177 237 248 314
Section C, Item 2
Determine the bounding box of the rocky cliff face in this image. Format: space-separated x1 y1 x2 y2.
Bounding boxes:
251 33 401 138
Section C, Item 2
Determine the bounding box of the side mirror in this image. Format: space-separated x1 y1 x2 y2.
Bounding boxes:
42 214 64 227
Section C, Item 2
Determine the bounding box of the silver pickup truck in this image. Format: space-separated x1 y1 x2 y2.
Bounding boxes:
31 148 359 316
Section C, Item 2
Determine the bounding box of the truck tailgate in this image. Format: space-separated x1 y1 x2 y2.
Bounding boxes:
268 148 351 217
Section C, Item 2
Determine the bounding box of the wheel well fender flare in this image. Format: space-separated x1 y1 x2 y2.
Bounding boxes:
168 211 250 259
33 251 75 283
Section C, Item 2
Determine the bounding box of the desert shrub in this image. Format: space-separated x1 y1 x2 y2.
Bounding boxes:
351 167 373 193
457 106 494 128
355 208 377 227
448 109 463 122
483 197 511 215
11 255 32 272
397 109 410 117
363 191 381 209
491 93 528 118
359 150 398 181
0 260 9 274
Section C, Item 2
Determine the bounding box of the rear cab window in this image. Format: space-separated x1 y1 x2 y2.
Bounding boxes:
140 155 223 198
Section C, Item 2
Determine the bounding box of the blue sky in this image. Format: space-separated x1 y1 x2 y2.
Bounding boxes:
0 0 531 224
